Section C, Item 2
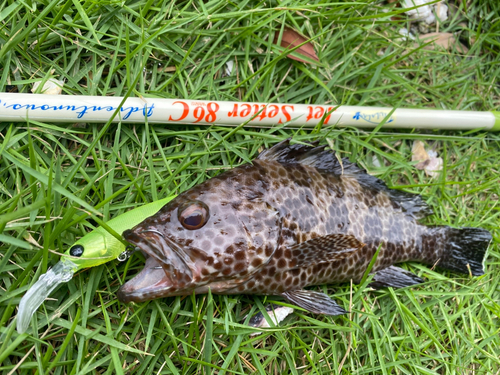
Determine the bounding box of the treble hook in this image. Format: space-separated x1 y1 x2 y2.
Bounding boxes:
117 245 140 262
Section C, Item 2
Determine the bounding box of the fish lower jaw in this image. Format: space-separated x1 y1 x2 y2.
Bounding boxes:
117 254 173 303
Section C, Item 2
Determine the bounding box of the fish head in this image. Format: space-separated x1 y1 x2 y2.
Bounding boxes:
118 172 281 303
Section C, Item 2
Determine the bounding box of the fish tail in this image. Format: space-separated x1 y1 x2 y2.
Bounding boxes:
433 227 492 276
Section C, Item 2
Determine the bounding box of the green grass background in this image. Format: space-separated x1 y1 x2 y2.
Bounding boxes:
1 0 500 374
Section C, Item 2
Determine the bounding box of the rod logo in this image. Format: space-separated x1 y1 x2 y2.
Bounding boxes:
227 103 294 123
0 100 155 120
352 111 395 124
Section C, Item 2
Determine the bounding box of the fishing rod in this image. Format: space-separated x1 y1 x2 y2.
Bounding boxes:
1 92 499 131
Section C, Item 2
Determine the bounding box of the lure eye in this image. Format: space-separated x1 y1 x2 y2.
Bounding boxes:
178 201 209 230
69 244 84 257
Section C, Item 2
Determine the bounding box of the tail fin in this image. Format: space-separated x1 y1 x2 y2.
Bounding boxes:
439 228 492 276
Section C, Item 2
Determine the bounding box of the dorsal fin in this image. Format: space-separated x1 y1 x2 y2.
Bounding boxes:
257 139 433 219
257 138 320 163
256 138 347 174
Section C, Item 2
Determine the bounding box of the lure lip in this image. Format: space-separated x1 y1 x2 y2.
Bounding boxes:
16 259 77 334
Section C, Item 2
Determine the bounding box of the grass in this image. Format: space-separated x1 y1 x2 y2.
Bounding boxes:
0 0 499 374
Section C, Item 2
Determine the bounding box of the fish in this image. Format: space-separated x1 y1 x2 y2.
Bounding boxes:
117 139 492 315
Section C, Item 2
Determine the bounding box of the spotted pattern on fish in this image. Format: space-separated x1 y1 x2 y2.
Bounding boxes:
118 139 491 314
218 157 433 296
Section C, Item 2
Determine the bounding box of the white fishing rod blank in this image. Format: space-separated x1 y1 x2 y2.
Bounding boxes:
1 93 499 131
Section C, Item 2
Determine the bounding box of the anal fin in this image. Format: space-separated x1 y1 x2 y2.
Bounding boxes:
368 266 424 289
282 290 347 315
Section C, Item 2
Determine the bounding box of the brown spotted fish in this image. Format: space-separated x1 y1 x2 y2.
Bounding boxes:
118 140 491 315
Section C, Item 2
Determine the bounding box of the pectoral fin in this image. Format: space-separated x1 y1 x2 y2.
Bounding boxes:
368 266 424 289
282 290 347 315
285 234 364 270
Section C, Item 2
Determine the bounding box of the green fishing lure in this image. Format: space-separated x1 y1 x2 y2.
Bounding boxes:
17 196 175 334
64 196 175 270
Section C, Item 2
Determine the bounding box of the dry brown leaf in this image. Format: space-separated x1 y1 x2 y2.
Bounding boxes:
411 140 443 177
274 27 319 64
420 32 469 53
412 140 429 168
159 66 176 73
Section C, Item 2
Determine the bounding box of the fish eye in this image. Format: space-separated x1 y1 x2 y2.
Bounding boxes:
69 244 84 257
178 201 209 230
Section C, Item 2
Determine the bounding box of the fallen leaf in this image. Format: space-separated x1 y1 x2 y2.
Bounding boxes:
402 0 434 21
274 27 319 64
32 78 64 95
399 28 416 41
411 140 443 177
23 232 42 248
372 155 383 168
419 32 468 53
401 0 449 24
423 157 443 177
225 60 234 77
434 2 448 23
412 140 429 166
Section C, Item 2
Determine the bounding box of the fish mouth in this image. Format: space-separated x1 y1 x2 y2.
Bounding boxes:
117 254 172 303
117 229 192 303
